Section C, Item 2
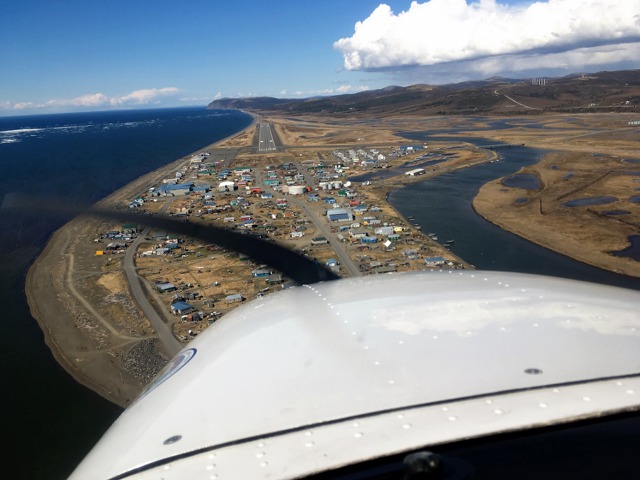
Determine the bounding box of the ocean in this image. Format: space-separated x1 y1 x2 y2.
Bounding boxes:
0 107 252 480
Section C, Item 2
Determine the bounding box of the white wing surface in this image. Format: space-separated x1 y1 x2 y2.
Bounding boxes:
69 271 640 479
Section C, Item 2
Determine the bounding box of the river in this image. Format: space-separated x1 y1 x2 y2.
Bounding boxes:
389 135 639 291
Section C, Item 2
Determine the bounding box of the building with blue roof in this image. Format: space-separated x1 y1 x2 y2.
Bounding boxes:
170 301 194 315
424 256 446 267
327 208 353 222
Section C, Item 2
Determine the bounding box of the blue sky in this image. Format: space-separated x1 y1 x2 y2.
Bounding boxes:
1 0 639 116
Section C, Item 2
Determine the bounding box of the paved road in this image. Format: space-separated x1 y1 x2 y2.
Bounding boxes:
124 205 182 358
258 122 277 152
494 89 541 110
251 164 360 278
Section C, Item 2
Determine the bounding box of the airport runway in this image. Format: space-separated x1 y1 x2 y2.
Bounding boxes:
257 122 278 152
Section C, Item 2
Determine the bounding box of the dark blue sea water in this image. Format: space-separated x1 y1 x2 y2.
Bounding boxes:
0 107 252 480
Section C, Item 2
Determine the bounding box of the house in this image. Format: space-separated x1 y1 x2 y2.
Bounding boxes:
373 265 397 274
225 294 244 304
327 208 353 222
190 155 204 164
361 235 378 244
156 282 177 293
171 301 194 315
266 274 283 285
375 226 395 236
218 181 236 192
251 268 272 278
311 237 329 245
424 256 446 267
349 229 369 240
170 183 193 195
352 205 368 214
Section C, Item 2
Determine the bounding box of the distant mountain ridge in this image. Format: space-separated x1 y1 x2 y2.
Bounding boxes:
208 70 640 116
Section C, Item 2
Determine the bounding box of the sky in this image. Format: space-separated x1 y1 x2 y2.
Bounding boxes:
1 0 639 116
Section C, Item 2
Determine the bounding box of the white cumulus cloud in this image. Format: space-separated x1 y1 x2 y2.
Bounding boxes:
287 85 371 97
5 87 182 113
110 87 180 106
48 93 111 107
334 0 640 75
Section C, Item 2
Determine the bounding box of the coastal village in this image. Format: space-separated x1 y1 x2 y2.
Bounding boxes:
27 110 640 408
94 133 478 343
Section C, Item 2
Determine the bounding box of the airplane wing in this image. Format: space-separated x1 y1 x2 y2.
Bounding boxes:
69 271 640 479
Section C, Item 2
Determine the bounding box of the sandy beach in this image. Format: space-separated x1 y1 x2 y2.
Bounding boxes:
25 111 640 406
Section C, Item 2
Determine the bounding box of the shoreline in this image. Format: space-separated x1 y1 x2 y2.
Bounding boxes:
472 148 640 280
25 118 257 407
472 194 640 280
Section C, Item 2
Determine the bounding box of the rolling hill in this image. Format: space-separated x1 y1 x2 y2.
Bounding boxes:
208 70 640 116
